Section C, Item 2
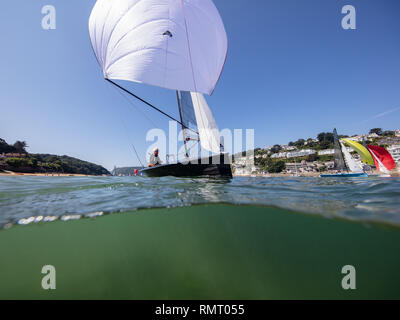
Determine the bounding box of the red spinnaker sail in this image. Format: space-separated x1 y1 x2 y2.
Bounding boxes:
367 145 396 171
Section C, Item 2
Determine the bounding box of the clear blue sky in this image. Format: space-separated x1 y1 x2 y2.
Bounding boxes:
1 0 399 170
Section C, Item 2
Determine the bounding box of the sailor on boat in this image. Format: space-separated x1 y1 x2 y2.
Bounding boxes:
148 147 162 168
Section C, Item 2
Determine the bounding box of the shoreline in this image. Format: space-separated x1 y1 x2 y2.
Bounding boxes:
234 171 330 177
0 170 103 177
234 173 320 177
1 170 398 178
234 170 400 177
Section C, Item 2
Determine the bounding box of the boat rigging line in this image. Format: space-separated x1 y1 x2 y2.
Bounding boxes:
132 143 145 169
106 78 198 135
106 78 160 128
108 83 148 169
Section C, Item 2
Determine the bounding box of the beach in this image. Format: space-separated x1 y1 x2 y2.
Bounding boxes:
0 170 104 177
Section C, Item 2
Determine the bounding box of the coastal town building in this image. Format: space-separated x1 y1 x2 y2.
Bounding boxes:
1 153 27 158
388 145 400 164
379 137 400 146
270 153 284 159
234 166 249 175
271 149 316 159
279 145 298 151
368 133 379 139
284 160 333 174
282 146 297 151
232 156 256 175
348 133 383 142
348 133 378 142
234 156 253 166
348 135 364 142
318 149 334 156
304 139 318 145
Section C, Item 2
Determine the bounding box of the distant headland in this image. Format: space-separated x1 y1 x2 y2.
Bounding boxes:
0 138 110 176
111 166 143 176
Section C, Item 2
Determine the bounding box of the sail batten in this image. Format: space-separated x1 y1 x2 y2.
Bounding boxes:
89 0 228 95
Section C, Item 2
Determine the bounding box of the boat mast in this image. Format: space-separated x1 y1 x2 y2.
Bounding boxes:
339 143 350 173
176 91 189 158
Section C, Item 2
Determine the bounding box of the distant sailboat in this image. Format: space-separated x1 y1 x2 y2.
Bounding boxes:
320 129 368 177
89 0 232 178
342 138 396 176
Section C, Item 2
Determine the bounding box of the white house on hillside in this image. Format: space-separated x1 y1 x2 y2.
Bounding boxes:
318 149 335 156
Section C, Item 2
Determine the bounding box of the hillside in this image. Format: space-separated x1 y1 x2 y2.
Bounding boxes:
0 138 109 176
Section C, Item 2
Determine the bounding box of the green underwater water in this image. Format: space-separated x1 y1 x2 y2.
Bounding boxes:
1 204 399 300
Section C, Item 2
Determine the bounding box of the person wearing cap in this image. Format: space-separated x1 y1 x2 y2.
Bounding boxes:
148 147 162 167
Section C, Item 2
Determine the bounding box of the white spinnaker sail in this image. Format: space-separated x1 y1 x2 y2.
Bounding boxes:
89 0 227 95
340 142 363 173
369 149 390 174
190 92 221 154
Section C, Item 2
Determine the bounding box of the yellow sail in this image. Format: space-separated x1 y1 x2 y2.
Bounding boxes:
341 139 374 165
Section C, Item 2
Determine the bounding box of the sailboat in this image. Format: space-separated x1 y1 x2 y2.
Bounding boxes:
320 129 368 177
88 0 232 178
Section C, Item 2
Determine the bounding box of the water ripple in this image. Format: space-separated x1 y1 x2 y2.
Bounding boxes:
0 176 400 227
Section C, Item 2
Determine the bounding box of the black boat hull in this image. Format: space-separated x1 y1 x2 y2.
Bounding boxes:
141 154 232 178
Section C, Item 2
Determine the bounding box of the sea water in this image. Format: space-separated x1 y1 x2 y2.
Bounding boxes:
0 176 399 299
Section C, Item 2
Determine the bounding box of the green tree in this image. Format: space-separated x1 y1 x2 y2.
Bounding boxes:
290 139 305 148
369 128 383 136
267 161 286 173
0 138 16 153
6 157 30 168
306 153 319 162
319 165 327 172
13 141 28 153
256 156 272 171
317 132 326 142
28 158 38 167
270 145 282 154
317 132 334 143
320 140 333 149
382 130 395 137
